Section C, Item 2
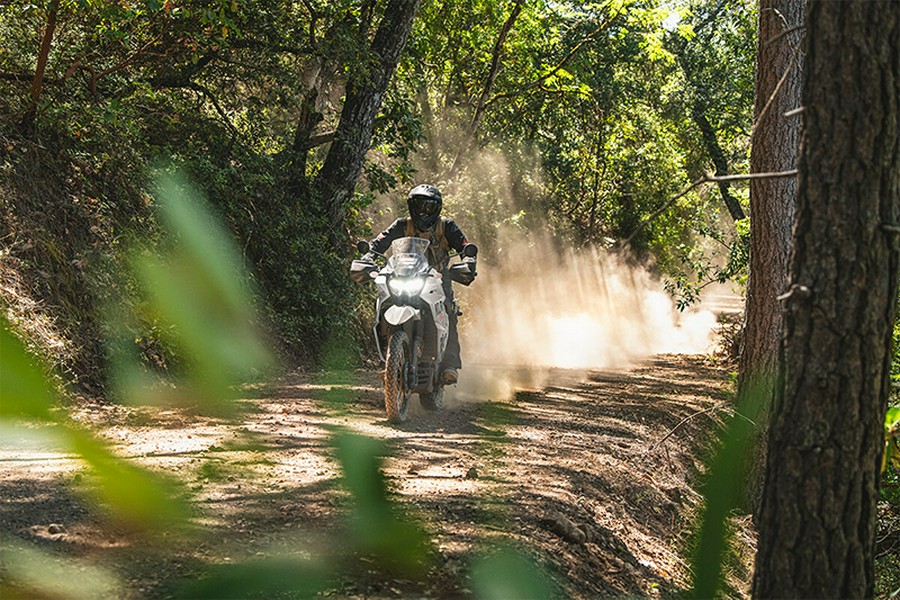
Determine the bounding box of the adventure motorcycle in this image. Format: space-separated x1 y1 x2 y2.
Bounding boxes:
350 237 477 423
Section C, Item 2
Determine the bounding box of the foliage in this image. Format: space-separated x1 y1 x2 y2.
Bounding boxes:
893 294 900 386
885 406 900 474
884 294 900 480
1 0 758 382
687 376 764 598
0 0 403 372
0 176 264 596
2 0 896 595
395 0 754 299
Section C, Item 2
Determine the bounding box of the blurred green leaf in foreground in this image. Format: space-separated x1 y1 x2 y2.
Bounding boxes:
113 171 275 413
1 169 273 595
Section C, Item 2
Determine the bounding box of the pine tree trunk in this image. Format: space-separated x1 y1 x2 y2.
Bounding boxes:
751 0 900 596
314 0 421 240
735 0 803 515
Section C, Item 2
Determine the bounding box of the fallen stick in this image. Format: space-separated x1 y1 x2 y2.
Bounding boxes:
651 401 732 451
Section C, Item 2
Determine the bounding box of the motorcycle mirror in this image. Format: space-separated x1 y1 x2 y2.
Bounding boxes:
462 243 478 258
357 240 371 254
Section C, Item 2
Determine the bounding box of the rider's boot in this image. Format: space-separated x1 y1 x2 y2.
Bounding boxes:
442 368 458 384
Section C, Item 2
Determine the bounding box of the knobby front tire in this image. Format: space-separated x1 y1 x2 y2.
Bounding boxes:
384 330 411 423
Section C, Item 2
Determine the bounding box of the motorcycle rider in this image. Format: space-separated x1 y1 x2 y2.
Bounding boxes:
361 184 474 384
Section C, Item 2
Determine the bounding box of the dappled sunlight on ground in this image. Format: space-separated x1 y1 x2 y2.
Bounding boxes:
0 355 754 598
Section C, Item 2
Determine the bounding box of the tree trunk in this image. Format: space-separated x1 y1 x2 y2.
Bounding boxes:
23 0 60 126
314 0 421 240
735 0 803 515
287 87 323 193
752 0 900 596
691 102 746 222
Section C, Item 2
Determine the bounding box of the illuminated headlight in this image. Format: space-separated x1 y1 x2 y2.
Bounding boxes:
389 276 425 296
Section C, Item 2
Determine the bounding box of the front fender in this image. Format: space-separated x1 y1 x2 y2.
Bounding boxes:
384 305 421 326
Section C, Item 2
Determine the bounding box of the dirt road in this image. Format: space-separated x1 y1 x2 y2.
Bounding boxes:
1 354 752 598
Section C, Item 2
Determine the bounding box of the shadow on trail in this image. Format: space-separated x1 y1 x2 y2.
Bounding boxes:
419 354 734 597
0 478 93 544
0 354 734 599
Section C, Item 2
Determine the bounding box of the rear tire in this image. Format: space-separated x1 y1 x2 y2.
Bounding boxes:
419 385 444 411
384 331 411 423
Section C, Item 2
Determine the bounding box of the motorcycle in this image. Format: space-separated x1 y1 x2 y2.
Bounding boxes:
350 237 477 423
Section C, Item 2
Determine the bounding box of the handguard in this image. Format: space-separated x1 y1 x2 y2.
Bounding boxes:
350 259 377 284
447 258 477 285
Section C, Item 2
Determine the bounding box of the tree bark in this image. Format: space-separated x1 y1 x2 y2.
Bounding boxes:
752 0 900 596
287 87 323 191
736 0 803 515
314 0 421 239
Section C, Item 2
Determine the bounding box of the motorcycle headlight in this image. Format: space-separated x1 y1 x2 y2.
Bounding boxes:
389 276 426 296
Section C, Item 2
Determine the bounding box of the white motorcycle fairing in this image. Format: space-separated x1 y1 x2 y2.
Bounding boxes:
384 304 421 325
367 237 452 377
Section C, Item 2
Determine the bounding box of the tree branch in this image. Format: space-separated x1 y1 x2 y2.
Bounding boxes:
764 23 804 48
150 52 218 89
446 0 524 179
229 38 315 56
483 11 619 110
300 0 321 47
621 170 798 246
1 72 54 83
187 81 239 148
25 0 60 123
651 401 732 451
65 32 163 95
302 131 336 149
751 25 803 139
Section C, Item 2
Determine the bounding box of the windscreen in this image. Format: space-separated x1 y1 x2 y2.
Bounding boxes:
389 237 430 277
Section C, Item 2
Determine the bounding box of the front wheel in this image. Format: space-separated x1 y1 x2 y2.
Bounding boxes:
384 331 411 423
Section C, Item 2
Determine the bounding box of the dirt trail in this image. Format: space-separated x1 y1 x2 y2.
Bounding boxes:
0 354 751 598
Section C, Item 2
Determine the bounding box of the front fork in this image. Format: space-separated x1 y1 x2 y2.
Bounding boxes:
406 319 423 389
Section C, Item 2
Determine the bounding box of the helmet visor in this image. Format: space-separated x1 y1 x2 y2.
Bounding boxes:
410 196 440 219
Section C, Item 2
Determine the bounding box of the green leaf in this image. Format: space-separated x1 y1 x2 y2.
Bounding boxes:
127 172 274 409
177 557 331 599
66 427 193 533
1 538 122 600
332 432 430 574
152 172 255 332
470 546 557 600
886 406 900 472
0 316 56 422
689 376 767 598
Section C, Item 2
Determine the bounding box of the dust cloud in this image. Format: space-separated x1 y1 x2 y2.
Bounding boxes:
451 238 718 402
386 142 721 403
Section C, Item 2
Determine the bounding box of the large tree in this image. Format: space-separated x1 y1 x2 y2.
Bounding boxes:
315 0 422 239
736 0 803 514
751 0 899 596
